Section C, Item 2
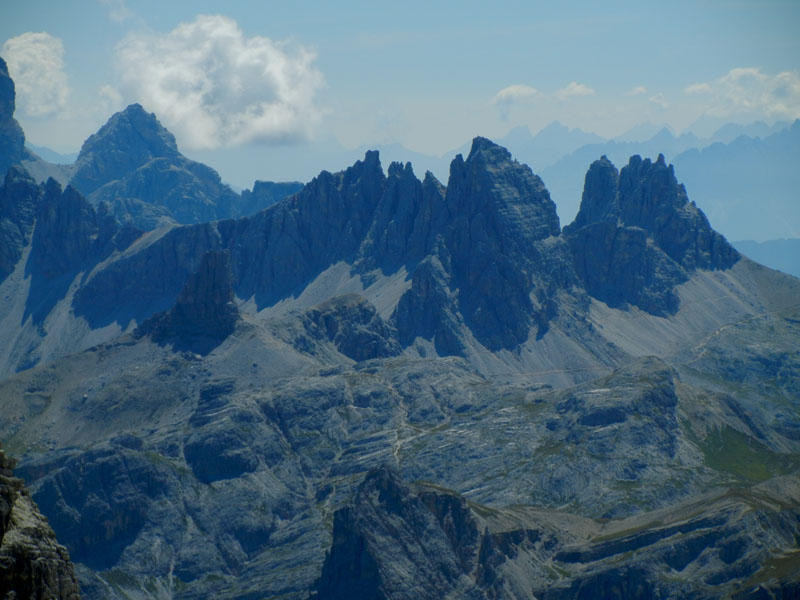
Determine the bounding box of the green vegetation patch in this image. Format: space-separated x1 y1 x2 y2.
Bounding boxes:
700 426 800 482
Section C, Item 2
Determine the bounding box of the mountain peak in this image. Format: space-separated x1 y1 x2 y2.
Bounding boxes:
565 153 740 315
467 136 513 163
71 104 180 196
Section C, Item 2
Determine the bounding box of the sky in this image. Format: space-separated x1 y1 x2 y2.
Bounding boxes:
1 0 799 186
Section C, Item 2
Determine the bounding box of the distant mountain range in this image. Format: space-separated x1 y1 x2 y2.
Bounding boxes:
1 53 799 600
732 238 800 278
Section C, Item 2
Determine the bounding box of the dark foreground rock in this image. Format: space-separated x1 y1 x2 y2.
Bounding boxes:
0 448 80 599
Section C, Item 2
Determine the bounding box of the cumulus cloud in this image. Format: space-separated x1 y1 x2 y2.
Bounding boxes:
684 67 800 119
492 84 539 104
115 14 325 149
1 32 69 117
556 82 595 99
492 84 539 120
627 86 647 96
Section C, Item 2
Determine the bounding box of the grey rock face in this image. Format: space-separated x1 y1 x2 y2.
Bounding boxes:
616 154 739 271
136 250 239 351
300 295 400 361
311 466 483 600
69 104 240 229
392 137 576 351
70 104 180 197
356 162 444 274
0 167 40 282
216 150 388 309
0 448 81 600
28 181 128 280
314 468 800 600
442 138 566 348
392 242 466 356
564 154 740 315
0 56 26 178
566 221 687 315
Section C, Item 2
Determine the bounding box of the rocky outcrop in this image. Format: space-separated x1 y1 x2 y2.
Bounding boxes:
0 56 26 178
392 137 575 351
28 179 139 281
75 138 578 354
311 466 483 599
136 250 239 350
300 295 400 361
0 448 80 599
392 241 466 356
356 162 445 273
223 150 387 308
437 138 567 348
0 167 40 281
616 154 739 271
314 468 800 600
69 104 240 229
564 154 740 315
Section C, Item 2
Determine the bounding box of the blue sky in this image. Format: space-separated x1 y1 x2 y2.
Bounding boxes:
1 0 799 185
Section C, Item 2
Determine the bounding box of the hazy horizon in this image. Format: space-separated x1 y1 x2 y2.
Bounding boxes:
2 1 798 154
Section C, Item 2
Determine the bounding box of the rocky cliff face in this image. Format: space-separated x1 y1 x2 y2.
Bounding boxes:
0 57 26 178
0 448 80 600
420 138 570 349
68 138 578 357
313 467 800 600
0 167 40 282
28 180 136 280
69 104 241 229
70 104 180 196
136 250 240 352
564 154 740 315
298 295 400 362
311 467 483 599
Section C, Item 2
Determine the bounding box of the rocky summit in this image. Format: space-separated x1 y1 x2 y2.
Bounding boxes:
0 63 303 232
0 83 799 599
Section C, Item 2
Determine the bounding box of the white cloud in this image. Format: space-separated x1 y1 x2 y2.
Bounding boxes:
626 86 647 96
684 67 800 119
556 82 595 99
684 82 711 95
492 84 539 104
1 32 69 117
492 84 539 120
114 14 325 149
98 0 132 22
